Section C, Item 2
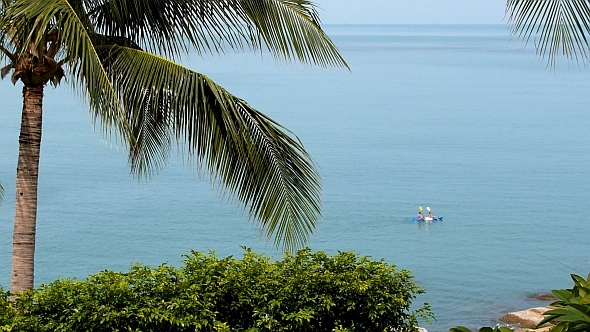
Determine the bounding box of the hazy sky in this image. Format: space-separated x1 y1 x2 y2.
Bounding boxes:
315 0 508 25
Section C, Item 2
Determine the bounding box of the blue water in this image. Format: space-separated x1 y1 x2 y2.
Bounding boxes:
1 25 589 331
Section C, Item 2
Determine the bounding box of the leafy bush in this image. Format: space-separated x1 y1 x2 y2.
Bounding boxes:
537 273 590 332
0 249 431 331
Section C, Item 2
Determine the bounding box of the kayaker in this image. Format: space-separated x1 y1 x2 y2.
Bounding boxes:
427 210 434 218
417 211 424 219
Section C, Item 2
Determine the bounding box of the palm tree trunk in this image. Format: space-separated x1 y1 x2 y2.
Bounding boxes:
11 85 44 293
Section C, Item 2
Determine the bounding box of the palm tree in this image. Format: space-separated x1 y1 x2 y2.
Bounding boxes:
506 0 590 67
0 0 346 293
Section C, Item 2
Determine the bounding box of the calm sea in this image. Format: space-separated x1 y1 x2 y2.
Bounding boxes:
1 25 589 331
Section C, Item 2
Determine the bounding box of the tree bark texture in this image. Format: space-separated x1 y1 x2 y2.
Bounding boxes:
11 85 44 293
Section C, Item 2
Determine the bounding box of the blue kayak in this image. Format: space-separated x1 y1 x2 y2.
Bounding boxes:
412 216 443 221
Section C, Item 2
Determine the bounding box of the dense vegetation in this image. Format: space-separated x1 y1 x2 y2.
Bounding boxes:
536 273 590 332
0 249 431 331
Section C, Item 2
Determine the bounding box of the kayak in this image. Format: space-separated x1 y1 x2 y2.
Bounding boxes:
412 216 443 221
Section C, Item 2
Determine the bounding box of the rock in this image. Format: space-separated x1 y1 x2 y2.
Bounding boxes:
514 327 552 332
528 293 557 301
499 307 552 329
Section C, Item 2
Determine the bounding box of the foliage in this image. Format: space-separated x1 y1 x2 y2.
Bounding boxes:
0 249 431 331
0 287 14 328
1 1 347 271
536 273 590 332
449 326 512 332
506 0 590 67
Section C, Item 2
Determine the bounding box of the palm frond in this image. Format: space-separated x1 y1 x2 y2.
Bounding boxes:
0 42 17 79
237 0 347 67
100 45 321 250
0 44 16 62
3 0 133 143
507 0 590 67
0 6 16 65
85 0 347 68
85 0 200 59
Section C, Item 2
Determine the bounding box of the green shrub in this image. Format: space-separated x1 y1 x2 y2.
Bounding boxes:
0 249 431 331
0 287 15 328
537 273 590 332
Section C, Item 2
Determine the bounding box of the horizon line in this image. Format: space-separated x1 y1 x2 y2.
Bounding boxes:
323 23 506 26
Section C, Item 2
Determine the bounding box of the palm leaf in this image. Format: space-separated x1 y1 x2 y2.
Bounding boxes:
85 0 347 68
237 0 346 66
506 0 590 67
0 4 17 64
99 45 321 250
86 0 209 58
3 0 133 143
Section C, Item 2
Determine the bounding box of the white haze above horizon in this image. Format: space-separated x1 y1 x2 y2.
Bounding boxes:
315 0 507 25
